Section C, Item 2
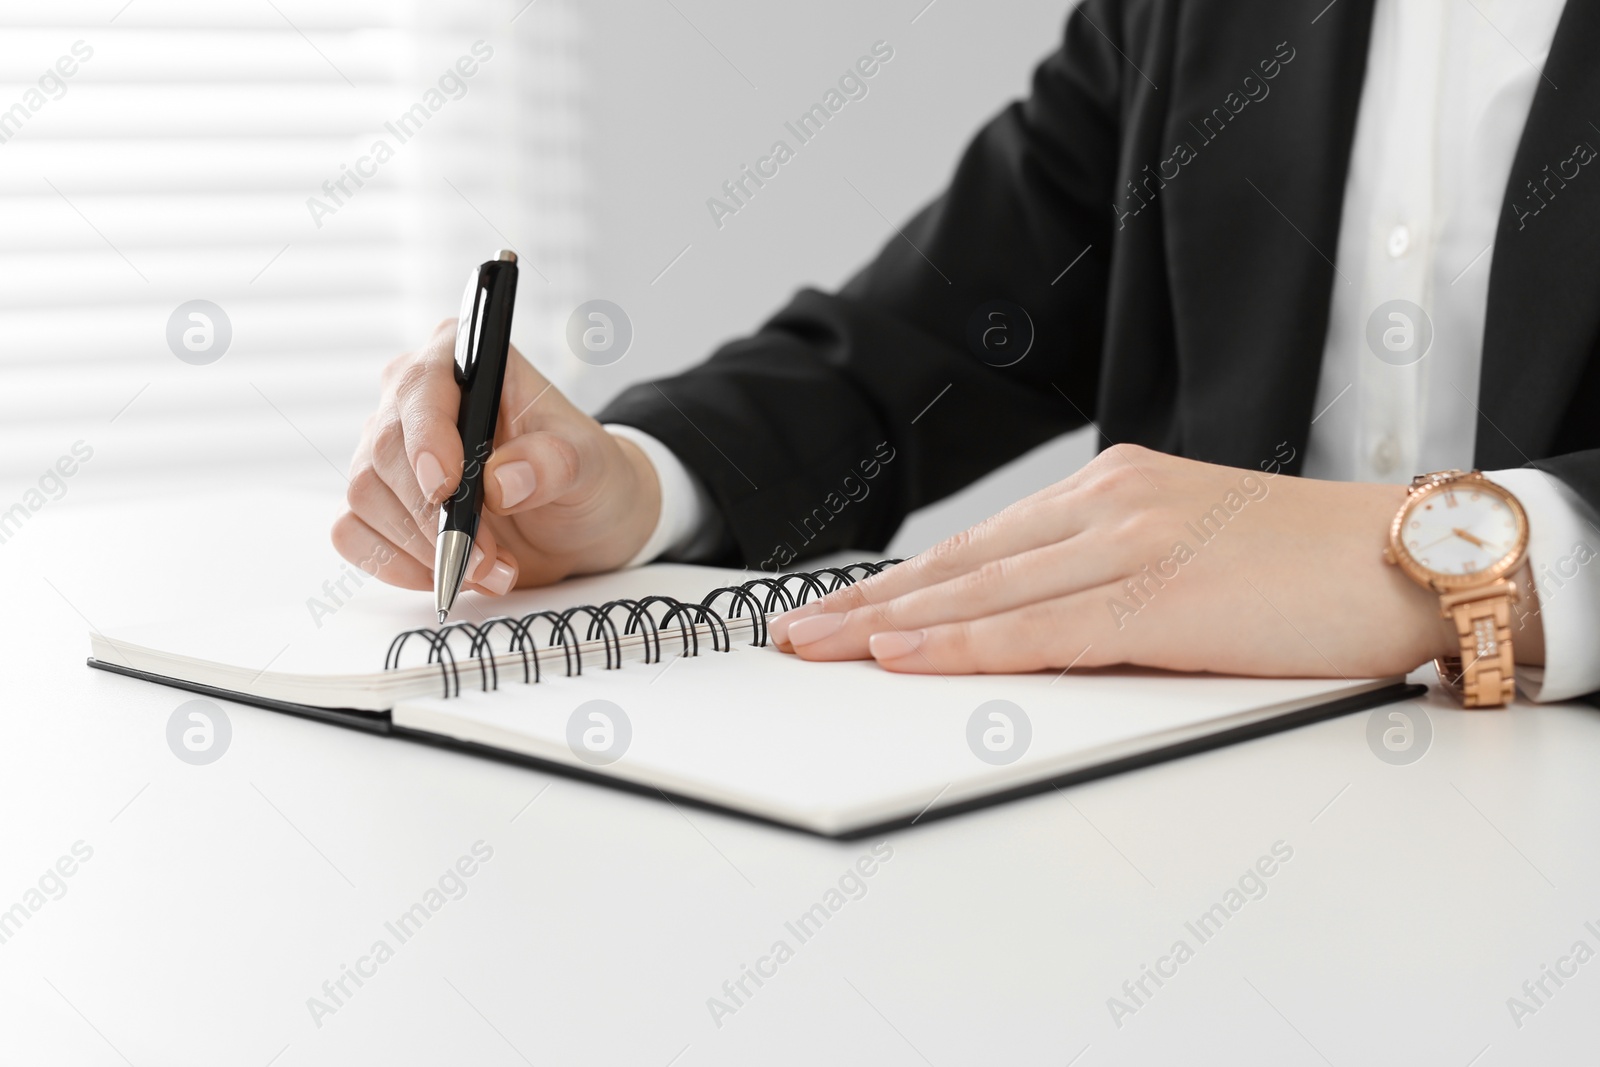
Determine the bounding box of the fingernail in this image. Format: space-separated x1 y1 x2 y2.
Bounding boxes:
468 545 486 579
769 607 812 645
416 451 448 501
787 613 846 646
494 461 537 508
869 630 926 659
481 559 517 596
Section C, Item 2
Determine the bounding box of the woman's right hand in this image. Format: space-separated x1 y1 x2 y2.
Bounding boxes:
331 320 663 597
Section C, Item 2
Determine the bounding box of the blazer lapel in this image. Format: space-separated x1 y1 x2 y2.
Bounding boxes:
1477 0 1600 468
1161 0 1378 473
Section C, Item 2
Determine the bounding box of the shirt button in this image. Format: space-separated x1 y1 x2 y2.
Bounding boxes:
1386 225 1411 258
1372 435 1400 475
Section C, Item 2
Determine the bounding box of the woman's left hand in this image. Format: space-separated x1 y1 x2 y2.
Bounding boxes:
770 444 1472 678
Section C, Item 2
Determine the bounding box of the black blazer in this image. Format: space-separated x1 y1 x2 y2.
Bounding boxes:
600 0 1600 568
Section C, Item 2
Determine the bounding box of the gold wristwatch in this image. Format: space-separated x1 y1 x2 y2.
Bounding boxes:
1383 470 1529 708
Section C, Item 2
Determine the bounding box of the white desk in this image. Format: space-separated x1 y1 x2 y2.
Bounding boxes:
2 486 1597 1065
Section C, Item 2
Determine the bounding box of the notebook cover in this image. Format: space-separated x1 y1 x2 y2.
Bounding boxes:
87 656 1422 839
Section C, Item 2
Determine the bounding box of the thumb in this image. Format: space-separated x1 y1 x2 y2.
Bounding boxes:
483 429 583 514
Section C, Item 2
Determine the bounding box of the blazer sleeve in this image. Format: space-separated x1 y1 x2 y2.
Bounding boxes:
596 1 1130 568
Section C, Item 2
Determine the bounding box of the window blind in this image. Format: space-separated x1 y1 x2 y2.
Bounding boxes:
0 0 586 487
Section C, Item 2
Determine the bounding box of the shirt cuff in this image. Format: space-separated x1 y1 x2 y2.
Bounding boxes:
603 423 727 567
1487 467 1600 703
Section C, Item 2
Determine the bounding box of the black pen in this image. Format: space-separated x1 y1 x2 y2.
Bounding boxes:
435 250 519 622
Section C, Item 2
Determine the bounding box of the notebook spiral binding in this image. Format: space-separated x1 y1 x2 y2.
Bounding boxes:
383 560 902 698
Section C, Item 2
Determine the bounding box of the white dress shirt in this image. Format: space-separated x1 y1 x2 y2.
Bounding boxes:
612 0 1600 702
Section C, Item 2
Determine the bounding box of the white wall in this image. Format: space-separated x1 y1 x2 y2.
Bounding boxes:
569 0 1097 556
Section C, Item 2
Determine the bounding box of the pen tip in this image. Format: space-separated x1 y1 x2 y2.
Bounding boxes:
438 610 448 625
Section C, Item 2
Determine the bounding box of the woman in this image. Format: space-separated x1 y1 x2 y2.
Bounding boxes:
334 0 1600 705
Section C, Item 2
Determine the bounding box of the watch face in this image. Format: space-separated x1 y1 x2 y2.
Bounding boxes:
1395 480 1526 584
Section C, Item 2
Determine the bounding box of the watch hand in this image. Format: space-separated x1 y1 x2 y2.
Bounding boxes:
1452 527 1487 548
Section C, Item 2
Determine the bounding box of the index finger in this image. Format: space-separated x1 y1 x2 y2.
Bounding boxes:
392 319 466 504
769 488 1087 649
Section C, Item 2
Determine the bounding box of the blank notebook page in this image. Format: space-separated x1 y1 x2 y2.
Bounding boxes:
393 643 1391 835
89 563 754 709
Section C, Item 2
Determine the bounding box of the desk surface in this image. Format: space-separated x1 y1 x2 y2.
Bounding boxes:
3 487 1597 1065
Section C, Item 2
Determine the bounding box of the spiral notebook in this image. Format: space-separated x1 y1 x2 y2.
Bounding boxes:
87 560 1416 837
